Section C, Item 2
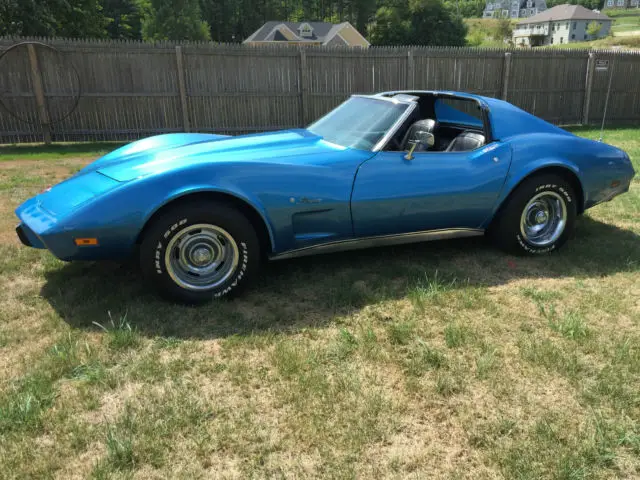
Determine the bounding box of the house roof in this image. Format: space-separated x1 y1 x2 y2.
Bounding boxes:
518 4 610 24
244 21 368 45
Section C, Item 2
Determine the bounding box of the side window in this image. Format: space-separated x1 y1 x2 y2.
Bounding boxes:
431 98 487 153
434 98 483 128
383 96 489 153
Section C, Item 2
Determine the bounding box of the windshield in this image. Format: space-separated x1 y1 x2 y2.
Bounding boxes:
307 96 410 150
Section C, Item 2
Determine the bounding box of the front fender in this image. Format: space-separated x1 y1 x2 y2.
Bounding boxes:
57 169 276 259
142 183 276 251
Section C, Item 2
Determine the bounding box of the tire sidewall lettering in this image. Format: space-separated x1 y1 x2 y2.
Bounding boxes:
535 184 572 203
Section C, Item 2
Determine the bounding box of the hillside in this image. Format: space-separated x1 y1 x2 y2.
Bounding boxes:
465 13 640 49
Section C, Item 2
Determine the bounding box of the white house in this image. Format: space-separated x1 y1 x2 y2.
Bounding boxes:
483 0 547 18
603 0 639 10
512 4 612 46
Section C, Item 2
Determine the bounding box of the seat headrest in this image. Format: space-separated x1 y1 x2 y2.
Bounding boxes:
409 119 437 133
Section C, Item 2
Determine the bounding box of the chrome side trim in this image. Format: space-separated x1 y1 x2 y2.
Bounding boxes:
269 228 484 261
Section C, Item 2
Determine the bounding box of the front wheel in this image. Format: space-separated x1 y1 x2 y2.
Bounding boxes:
491 174 577 255
140 202 260 303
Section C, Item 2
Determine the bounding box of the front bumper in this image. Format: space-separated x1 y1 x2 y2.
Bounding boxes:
15 198 84 260
16 223 45 249
15 197 135 261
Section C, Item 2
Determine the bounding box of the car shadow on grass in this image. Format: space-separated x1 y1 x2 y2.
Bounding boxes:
41 216 639 340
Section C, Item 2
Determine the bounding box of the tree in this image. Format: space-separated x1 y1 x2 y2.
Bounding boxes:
493 17 513 41
0 0 107 37
369 5 412 45
140 0 211 41
370 0 467 46
444 0 485 18
103 0 143 39
586 20 602 37
55 0 109 38
467 28 485 46
409 0 468 46
0 0 53 36
199 0 237 42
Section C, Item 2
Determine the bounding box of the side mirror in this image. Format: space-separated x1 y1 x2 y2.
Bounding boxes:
404 131 435 160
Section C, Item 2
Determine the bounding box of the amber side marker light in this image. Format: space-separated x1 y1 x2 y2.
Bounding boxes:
75 238 99 246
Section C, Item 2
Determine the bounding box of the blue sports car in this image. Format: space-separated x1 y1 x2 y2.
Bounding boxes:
15 91 635 302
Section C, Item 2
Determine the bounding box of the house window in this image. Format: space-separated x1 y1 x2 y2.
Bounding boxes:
565 22 569 28
551 37 554 44
584 34 587 39
511 10 518 17
560 37 564 43
298 23 314 38
527 0 532 6
607 0 613 5
631 0 638 5
571 34 575 39
617 0 624 5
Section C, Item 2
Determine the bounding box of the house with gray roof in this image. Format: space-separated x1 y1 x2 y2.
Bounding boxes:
512 4 612 46
243 21 370 47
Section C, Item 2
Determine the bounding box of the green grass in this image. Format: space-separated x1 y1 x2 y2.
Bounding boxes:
549 34 640 49
610 10 640 34
0 128 638 477
0 142 124 162
465 18 518 47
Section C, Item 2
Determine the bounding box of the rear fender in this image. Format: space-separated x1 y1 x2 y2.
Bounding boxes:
485 157 583 227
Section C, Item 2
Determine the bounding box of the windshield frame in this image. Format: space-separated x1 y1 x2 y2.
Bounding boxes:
307 95 417 152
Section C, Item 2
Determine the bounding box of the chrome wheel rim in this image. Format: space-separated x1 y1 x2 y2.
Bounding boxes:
165 224 239 291
520 192 567 247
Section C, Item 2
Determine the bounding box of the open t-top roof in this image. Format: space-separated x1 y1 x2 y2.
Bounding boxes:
376 90 573 141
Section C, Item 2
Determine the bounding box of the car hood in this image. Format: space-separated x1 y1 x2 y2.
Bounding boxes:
90 129 346 182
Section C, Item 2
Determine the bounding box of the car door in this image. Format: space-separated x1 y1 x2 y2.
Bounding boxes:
350 142 512 237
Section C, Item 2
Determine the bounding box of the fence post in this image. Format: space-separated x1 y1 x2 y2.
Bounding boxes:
501 52 512 101
406 49 414 89
175 46 190 132
27 44 52 144
299 48 309 127
582 52 596 126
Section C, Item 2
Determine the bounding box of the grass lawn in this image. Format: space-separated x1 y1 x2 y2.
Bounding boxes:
609 10 640 35
0 128 639 478
550 34 640 49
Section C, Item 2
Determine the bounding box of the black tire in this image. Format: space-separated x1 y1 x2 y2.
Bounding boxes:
491 174 577 255
140 202 260 303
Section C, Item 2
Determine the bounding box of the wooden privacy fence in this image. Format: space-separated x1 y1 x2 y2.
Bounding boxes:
1 37 640 144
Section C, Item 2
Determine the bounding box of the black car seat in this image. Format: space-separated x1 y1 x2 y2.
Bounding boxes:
445 131 485 152
400 119 438 152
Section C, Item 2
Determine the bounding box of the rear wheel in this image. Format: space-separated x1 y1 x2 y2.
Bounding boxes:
140 202 260 303
491 174 577 255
